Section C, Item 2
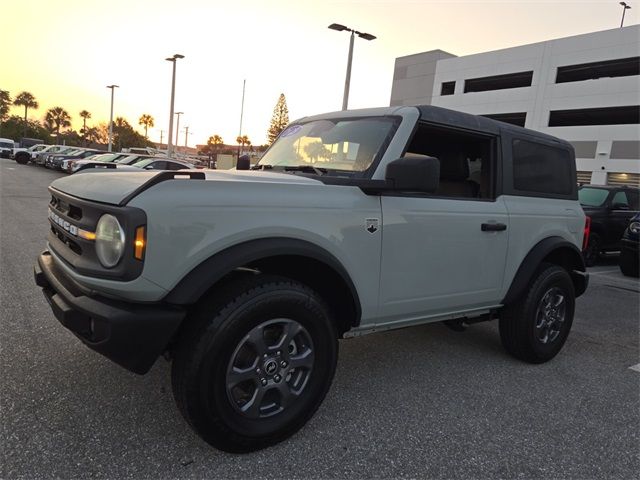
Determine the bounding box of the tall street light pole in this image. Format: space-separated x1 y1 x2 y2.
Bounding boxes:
165 53 185 157
237 79 246 160
328 23 376 110
106 85 119 152
175 112 183 154
620 2 632 27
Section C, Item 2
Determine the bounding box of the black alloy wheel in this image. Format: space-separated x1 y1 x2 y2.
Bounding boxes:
225 318 315 419
171 274 338 453
533 287 567 345
499 263 575 363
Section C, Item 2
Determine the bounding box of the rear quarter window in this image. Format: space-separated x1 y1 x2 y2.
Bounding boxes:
512 139 574 196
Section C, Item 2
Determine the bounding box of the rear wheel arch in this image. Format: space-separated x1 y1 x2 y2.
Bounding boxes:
502 237 587 305
164 238 362 337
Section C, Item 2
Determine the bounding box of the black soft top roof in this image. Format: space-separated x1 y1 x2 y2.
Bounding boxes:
417 105 572 149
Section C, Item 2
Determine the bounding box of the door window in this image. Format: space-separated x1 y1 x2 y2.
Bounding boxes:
611 191 630 208
405 123 495 199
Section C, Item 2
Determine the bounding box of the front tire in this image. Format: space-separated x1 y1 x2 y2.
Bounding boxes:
619 249 639 277
15 153 29 165
499 263 575 363
171 275 338 453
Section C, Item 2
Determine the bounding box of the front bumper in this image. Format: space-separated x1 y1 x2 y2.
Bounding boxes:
34 250 185 374
620 238 639 255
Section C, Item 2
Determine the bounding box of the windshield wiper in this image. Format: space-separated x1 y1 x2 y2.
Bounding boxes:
283 165 327 176
252 164 327 176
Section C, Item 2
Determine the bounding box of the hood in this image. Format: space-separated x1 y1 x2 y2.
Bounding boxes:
50 169 324 205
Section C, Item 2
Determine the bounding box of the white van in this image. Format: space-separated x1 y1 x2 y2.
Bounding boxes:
0 138 15 158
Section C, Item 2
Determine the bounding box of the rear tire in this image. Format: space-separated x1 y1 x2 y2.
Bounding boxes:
583 233 601 267
171 274 338 453
619 249 639 277
499 263 575 363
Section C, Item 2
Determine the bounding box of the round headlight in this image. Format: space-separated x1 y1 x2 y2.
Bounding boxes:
95 214 125 268
629 221 640 234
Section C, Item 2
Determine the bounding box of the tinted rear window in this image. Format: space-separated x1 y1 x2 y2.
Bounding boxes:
513 139 573 195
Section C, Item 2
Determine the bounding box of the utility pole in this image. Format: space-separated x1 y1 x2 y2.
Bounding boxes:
620 2 632 27
184 126 189 150
165 53 184 157
159 130 164 146
237 79 246 160
328 23 376 110
106 85 119 152
175 112 183 154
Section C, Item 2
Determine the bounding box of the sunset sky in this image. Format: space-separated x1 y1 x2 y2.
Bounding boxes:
2 0 638 147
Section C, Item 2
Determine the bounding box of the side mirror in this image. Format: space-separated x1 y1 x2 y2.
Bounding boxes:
237 155 250 170
385 155 440 193
144 165 154 170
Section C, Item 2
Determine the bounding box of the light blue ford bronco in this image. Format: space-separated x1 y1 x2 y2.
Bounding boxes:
35 105 588 452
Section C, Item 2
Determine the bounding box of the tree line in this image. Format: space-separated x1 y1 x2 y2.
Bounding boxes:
199 93 290 157
1 89 292 155
0 89 156 151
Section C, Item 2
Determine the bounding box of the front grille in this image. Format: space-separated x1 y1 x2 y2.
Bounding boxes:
47 186 146 281
50 195 84 219
51 225 82 255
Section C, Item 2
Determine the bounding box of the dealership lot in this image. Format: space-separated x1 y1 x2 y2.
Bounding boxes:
1 158 638 479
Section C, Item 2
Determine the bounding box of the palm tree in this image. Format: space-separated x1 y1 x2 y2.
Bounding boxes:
138 114 154 138
79 110 91 145
44 107 72 136
0 90 11 135
236 135 251 152
0 90 11 122
79 110 91 133
204 134 224 167
207 134 223 151
13 91 38 137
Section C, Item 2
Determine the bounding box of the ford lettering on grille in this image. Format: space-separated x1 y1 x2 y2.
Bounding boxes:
49 208 79 236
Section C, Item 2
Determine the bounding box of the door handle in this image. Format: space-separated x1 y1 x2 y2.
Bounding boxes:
481 223 507 232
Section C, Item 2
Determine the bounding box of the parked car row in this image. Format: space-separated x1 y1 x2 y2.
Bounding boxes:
6 143 199 174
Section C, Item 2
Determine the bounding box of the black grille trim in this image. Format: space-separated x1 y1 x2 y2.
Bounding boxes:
48 187 147 281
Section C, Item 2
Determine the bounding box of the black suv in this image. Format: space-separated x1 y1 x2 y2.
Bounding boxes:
579 185 640 266
619 213 639 277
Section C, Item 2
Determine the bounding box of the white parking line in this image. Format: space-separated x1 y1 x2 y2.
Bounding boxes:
589 269 621 275
629 364 640 373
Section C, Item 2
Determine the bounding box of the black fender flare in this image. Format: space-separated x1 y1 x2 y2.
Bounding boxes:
502 236 588 305
164 237 362 322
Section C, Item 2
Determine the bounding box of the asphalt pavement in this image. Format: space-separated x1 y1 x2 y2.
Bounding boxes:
1 158 638 479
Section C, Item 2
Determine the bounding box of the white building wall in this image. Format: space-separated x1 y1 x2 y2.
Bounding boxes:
390 26 640 186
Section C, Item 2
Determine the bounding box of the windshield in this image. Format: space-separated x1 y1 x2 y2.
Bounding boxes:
0 141 13 149
258 117 399 173
130 159 154 168
578 187 610 207
88 153 119 163
117 155 146 164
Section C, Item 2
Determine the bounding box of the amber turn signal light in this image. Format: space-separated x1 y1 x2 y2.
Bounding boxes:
134 226 146 260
